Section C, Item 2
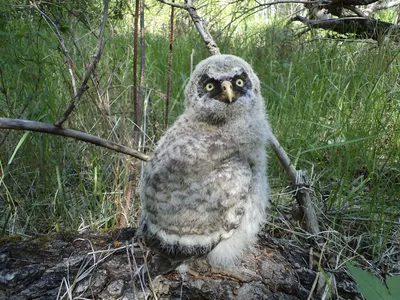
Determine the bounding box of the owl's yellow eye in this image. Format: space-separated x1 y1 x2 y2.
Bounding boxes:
205 83 215 91
235 78 244 87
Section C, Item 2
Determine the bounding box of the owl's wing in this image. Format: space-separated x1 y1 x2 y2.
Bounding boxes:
202 154 252 236
140 126 252 260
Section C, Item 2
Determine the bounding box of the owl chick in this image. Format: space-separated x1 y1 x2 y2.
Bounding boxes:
138 54 272 274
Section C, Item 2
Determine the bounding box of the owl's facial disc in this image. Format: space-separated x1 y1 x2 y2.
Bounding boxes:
198 72 251 104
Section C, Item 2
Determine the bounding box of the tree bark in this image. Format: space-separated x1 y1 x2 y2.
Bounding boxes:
0 229 361 299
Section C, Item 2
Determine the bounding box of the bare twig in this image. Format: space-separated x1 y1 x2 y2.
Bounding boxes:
255 0 323 4
185 0 220 55
31 1 77 96
155 0 220 55
120 0 147 227
133 0 140 145
0 118 149 162
165 1 175 129
328 214 400 226
268 134 322 239
54 0 109 127
156 0 186 9
139 0 146 145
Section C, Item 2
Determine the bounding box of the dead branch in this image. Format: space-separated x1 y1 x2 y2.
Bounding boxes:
54 0 109 127
165 1 175 129
256 0 324 5
31 1 77 96
343 5 367 17
0 118 149 162
367 0 400 15
139 0 146 143
120 0 147 227
289 16 400 41
335 0 380 5
268 135 322 240
185 0 221 55
133 0 140 146
156 0 186 9
156 0 221 55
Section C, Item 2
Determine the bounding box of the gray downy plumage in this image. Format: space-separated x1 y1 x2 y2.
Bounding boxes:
138 54 272 274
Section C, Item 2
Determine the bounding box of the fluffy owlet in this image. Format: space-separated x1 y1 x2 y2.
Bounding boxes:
138 54 272 273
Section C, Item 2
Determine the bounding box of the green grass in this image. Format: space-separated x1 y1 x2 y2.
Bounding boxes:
0 4 399 271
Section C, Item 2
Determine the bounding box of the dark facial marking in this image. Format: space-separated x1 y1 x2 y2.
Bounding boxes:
197 72 252 103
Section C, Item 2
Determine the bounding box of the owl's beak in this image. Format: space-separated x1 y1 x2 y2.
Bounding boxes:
221 81 234 103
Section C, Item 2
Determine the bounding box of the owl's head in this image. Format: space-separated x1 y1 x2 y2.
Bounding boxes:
184 55 264 123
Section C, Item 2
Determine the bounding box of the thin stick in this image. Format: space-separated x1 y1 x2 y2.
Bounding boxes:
133 0 140 145
185 0 220 55
138 0 146 144
269 129 322 240
54 0 109 127
156 0 185 9
31 2 77 96
155 0 220 55
165 0 175 129
0 118 149 162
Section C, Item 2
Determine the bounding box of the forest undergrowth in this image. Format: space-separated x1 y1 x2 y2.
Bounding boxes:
0 2 399 278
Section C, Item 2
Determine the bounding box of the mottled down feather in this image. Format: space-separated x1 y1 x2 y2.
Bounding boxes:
138 54 272 274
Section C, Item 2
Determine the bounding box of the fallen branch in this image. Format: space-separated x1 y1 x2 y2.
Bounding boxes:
269 134 322 241
368 0 400 14
336 0 380 5
54 0 109 127
0 118 149 162
289 16 400 41
343 5 367 17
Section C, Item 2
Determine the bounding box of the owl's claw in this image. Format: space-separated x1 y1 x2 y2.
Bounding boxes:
152 254 183 275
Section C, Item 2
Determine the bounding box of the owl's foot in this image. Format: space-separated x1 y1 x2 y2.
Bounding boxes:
152 254 183 275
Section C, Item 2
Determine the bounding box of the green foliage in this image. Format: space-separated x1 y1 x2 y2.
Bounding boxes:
346 263 400 299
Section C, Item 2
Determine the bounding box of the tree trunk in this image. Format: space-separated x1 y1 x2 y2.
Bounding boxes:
0 229 361 299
